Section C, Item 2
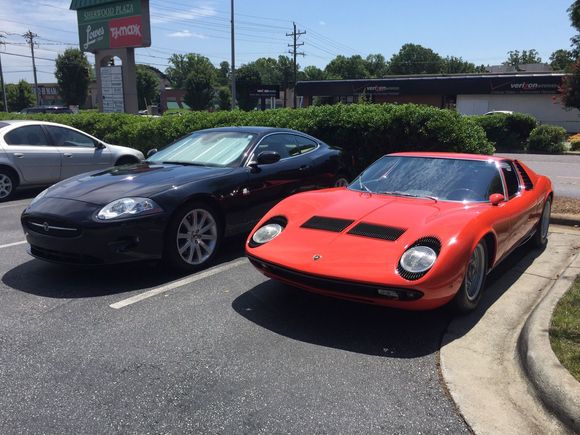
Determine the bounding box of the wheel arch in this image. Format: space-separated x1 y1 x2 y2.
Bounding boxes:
115 155 141 166
0 164 21 187
169 193 226 233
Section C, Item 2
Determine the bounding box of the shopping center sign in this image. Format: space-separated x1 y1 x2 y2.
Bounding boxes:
70 0 151 52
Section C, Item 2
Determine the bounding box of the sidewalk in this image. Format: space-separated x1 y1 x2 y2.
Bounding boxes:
440 225 580 434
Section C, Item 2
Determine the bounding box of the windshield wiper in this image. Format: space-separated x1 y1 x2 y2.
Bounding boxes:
380 191 438 202
159 161 206 167
358 178 372 193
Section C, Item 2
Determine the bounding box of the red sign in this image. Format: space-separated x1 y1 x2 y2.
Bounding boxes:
109 15 143 48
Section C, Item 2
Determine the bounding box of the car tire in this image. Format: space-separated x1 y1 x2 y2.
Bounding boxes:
0 170 17 202
163 201 223 272
531 197 551 249
452 241 488 314
333 173 350 188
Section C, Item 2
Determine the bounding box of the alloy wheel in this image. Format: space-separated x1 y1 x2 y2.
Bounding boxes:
176 208 218 265
465 244 486 301
0 174 13 200
334 177 349 187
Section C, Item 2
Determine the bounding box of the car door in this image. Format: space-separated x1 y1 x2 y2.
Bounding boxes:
44 125 113 180
1 125 61 184
242 133 313 225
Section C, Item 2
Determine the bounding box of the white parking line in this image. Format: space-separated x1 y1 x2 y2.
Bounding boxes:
109 258 248 309
0 241 26 249
0 200 30 209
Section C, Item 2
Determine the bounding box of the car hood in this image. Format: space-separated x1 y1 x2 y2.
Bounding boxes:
250 188 487 284
43 162 234 205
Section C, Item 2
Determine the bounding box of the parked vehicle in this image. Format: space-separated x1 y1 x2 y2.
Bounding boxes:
0 120 144 201
246 152 553 313
20 106 74 114
21 127 348 270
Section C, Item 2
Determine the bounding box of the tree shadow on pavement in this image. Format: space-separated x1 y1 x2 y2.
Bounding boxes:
232 242 545 359
2 235 247 299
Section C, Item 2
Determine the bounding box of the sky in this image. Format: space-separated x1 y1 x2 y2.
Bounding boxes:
0 0 577 84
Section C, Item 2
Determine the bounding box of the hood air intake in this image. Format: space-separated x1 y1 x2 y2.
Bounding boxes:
301 216 354 232
347 223 406 241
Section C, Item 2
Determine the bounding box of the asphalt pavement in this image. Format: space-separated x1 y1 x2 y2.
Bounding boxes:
497 153 580 199
0 195 469 434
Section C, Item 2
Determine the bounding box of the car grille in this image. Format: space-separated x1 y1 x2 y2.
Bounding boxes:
301 216 354 232
347 223 406 241
29 245 103 265
248 256 423 301
24 218 81 238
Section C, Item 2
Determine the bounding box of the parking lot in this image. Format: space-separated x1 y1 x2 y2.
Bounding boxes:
0 193 478 434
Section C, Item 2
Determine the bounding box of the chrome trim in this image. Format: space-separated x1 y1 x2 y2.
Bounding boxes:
28 221 77 231
245 132 320 167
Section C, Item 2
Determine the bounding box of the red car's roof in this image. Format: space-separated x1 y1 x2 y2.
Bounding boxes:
389 152 506 162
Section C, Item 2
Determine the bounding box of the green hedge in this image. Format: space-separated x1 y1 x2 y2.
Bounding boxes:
471 112 538 151
528 125 567 153
0 104 494 173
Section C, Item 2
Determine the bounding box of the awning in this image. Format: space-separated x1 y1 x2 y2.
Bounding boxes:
70 0 120 10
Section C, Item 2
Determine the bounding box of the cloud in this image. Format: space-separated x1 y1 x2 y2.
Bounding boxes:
152 4 218 25
319 21 326 26
167 30 206 39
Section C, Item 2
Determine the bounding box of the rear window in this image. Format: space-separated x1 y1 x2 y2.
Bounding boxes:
4 125 51 146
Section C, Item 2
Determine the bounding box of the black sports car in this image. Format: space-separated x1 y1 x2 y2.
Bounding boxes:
21 127 348 270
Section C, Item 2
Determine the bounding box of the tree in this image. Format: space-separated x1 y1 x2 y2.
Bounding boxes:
136 65 160 110
182 56 216 111
325 55 370 79
388 43 443 75
217 61 230 86
442 56 478 74
303 65 326 81
236 63 261 110
6 80 35 112
365 54 389 78
54 48 90 106
549 49 575 71
503 49 542 69
166 53 217 90
216 86 231 110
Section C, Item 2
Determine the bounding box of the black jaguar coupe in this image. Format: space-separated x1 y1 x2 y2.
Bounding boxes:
21 127 348 270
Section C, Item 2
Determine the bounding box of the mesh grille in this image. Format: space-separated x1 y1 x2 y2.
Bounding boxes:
397 237 442 281
347 223 406 241
301 216 354 232
514 161 534 190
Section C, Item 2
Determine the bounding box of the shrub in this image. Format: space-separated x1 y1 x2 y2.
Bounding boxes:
569 133 580 151
472 112 538 151
0 104 494 173
528 125 567 153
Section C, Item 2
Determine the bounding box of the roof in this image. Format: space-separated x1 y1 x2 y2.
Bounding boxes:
69 0 118 10
389 152 504 162
196 126 303 135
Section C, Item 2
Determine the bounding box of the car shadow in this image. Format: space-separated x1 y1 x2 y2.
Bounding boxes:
2 235 248 299
231 241 545 359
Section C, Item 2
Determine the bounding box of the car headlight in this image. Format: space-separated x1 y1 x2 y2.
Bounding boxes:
399 246 437 273
249 217 287 247
96 197 162 221
30 188 49 205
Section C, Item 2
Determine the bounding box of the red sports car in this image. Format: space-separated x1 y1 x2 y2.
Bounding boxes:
245 152 553 312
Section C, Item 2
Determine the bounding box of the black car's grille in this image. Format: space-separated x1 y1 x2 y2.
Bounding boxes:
347 223 406 241
301 216 354 233
24 218 81 238
514 161 534 190
397 237 442 281
248 256 423 302
29 245 103 265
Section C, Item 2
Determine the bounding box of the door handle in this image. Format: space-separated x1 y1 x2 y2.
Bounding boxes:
13 153 23 158
63 153 73 158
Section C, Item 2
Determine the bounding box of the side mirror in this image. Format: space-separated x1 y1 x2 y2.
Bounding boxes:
147 148 158 158
94 140 105 149
489 193 505 206
250 151 281 167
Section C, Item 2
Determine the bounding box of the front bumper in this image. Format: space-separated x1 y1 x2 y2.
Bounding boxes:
21 198 167 265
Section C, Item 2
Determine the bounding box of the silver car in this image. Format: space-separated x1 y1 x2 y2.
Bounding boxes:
0 120 144 201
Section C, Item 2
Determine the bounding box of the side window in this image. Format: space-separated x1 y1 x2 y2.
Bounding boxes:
4 125 51 146
500 162 520 198
487 170 504 197
45 126 95 148
255 134 300 159
293 135 318 154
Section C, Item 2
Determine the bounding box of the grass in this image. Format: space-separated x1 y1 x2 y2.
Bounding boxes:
550 277 580 381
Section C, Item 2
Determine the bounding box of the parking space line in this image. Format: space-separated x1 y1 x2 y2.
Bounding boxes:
0 200 30 209
109 258 248 309
0 241 26 249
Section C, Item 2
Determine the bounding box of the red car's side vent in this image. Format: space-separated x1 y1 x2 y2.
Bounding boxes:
347 223 406 241
514 161 534 190
301 216 354 232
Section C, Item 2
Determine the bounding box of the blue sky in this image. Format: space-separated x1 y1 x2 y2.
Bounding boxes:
0 0 577 84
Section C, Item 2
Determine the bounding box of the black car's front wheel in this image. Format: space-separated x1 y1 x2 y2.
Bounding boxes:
164 202 222 271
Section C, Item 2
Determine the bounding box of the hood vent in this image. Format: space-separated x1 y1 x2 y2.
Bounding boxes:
514 160 533 190
347 222 406 241
301 216 354 232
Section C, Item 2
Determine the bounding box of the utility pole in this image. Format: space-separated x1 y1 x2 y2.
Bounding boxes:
230 0 236 110
0 34 8 112
23 30 39 106
286 22 305 109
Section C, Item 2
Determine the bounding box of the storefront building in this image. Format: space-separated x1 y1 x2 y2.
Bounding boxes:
296 73 580 132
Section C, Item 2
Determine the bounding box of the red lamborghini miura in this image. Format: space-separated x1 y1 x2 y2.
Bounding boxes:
245 152 553 312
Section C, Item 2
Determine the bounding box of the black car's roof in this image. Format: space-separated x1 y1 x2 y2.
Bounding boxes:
195 126 308 136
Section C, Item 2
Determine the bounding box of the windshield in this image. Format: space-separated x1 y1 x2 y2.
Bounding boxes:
147 131 256 167
349 156 504 202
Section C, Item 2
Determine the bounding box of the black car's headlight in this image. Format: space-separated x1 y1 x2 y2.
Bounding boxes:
249 216 287 247
96 197 163 221
398 237 441 280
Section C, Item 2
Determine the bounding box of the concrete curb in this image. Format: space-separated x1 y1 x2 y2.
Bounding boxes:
518 252 580 433
551 213 580 228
